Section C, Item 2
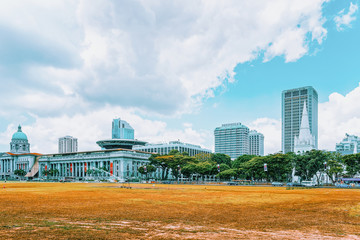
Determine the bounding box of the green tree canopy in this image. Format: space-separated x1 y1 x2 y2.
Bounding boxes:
232 155 256 168
342 153 360 177
211 153 231 167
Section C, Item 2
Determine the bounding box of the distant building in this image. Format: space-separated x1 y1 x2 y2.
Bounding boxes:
294 102 316 153
133 140 212 156
214 123 249 159
10 125 30 154
112 118 134 140
58 136 78 153
249 130 264 156
1 125 40 179
336 134 360 155
282 86 318 153
97 118 146 150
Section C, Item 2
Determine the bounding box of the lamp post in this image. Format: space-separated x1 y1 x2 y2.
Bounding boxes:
324 162 327 185
217 164 220 183
264 163 268 183
177 165 181 184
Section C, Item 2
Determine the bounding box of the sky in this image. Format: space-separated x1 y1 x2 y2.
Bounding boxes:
0 0 359 155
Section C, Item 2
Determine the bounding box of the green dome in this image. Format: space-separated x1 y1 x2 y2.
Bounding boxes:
12 125 28 140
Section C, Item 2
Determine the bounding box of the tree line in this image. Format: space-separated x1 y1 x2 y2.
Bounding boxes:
138 149 360 184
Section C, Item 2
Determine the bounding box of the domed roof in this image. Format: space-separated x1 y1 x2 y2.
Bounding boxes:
12 125 28 141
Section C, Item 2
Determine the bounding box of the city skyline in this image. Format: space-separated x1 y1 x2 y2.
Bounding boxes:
0 1 359 155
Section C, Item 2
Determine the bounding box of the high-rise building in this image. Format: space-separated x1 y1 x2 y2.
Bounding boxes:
112 118 134 140
133 140 212 156
249 130 264 156
58 136 78 153
214 123 249 159
336 134 360 155
282 86 318 153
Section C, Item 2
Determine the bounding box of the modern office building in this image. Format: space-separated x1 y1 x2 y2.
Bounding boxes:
249 130 264 156
282 86 318 153
58 136 78 153
336 134 360 155
133 140 212 156
214 123 249 159
97 118 146 150
112 118 134 140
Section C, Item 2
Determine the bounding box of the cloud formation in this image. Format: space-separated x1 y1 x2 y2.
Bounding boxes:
0 0 328 118
0 0 335 153
334 2 359 31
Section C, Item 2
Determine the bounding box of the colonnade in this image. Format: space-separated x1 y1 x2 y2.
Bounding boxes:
38 159 152 180
0 158 15 177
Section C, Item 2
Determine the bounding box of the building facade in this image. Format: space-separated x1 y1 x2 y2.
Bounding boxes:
294 102 316 153
0 125 40 179
58 136 78 153
112 118 134 140
38 149 154 181
282 86 318 153
214 123 249 159
133 140 212 156
249 130 264 156
336 134 360 155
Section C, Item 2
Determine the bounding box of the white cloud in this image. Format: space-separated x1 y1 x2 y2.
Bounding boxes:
318 82 360 151
0 106 212 153
334 2 358 31
248 118 281 155
0 0 329 118
0 0 333 153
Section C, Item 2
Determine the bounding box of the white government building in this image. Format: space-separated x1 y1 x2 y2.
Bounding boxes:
0 120 166 181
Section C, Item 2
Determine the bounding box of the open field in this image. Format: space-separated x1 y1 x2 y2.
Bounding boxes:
0 182 360 239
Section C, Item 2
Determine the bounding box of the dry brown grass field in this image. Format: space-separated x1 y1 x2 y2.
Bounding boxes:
0 182 359 239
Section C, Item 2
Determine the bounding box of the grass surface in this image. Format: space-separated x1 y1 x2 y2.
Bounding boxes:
0 182 359 239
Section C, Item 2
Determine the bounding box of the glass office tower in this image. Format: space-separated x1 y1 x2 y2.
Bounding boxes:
282 86 318 153
112 118 134 140
214 123 249 159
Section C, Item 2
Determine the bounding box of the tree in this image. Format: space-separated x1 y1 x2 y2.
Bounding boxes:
342 153 360 177
240 156 267 180
138 165 156 179
181 162 197 178
324 152 344 183
194 161 214 180
232 155 256 169
195 153 212 162
14 169 27 177
217 169 238 181
211 153 231 167
265 153 293 182
167 154 196 179
295 150 329 185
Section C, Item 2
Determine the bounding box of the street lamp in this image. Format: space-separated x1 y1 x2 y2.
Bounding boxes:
264 163 268 183
177 165 181 183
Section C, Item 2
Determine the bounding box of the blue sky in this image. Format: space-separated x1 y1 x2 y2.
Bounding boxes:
0 0 359 154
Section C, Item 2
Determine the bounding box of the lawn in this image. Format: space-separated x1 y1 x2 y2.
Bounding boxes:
0 182 359 239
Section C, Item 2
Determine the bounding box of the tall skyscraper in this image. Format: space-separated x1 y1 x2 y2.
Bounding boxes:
249 130 264 156
112 118 134 139
214 123 249 159
282 86 318 153
58 136 78 153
